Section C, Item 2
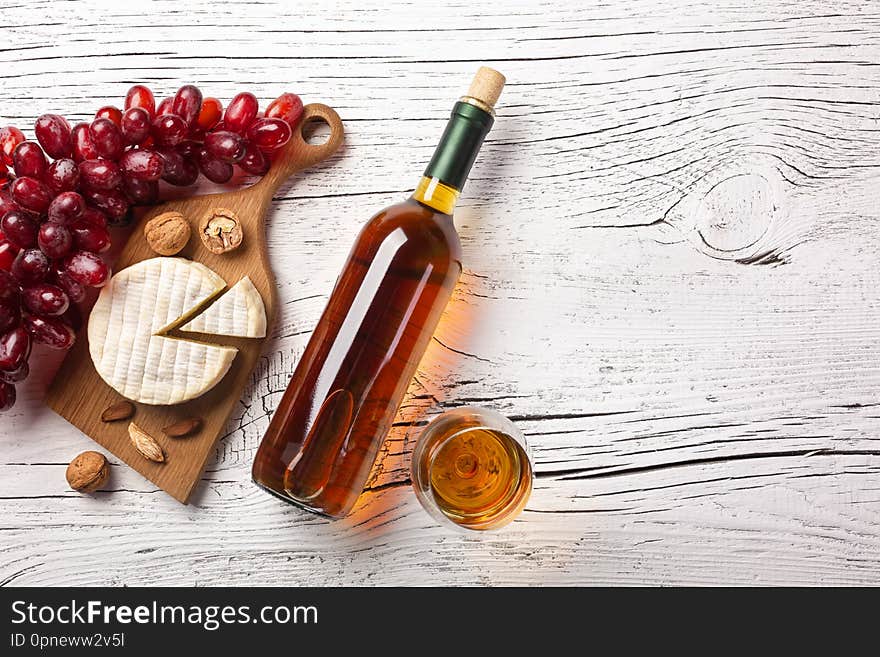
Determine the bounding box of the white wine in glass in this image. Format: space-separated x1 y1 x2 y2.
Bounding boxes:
411 406 533 531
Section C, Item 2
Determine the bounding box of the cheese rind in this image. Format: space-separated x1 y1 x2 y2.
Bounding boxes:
179 275 267 338
88 257 237 405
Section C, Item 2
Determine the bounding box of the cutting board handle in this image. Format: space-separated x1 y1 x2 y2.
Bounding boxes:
255 103 344 195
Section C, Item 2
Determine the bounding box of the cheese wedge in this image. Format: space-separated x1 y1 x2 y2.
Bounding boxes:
179 275 267 338
88 257 237 405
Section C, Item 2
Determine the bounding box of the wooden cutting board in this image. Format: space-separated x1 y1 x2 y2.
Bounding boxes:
46 104 344 503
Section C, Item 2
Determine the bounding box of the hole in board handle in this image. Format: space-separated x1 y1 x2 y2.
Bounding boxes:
301 116 332 145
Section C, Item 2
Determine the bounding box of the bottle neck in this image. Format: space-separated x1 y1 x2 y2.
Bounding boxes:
412 176 460 214
411 100 494 215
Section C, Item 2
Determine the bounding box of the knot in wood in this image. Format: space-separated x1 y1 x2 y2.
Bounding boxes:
695 173 780 254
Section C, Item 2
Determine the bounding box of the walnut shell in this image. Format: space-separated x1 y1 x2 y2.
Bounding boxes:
199 208 243 254
66 451 109 493
144 211 191 256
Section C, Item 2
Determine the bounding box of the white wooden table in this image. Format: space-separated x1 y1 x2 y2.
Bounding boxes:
2 0 879 586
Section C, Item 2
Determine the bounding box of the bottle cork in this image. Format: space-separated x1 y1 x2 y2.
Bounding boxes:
465 66 505 111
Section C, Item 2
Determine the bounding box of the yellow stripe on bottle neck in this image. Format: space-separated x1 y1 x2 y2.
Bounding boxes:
412 176 460 215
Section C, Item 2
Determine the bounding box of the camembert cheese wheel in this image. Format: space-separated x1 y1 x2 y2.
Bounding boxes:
88 257 237 405
179 275 267 338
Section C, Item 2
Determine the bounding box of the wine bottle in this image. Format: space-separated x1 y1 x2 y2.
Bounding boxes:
252 67 505 517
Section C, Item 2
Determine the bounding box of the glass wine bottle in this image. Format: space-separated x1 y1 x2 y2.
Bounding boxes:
252 67 505 517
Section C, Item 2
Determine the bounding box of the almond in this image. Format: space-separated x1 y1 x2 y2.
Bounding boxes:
101 400 135 422
128 422 165 463
162 417 202 438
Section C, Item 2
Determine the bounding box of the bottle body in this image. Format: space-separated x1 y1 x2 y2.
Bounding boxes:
252 197 461 517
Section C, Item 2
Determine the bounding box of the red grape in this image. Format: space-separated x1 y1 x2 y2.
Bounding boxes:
23 283 69 317
10 249 49 285
152 114 187 147
176 139 201 161
71 221 111 253
71 122 100 162
83 188 129 224
38 222 74 259
247 118 292 151
122 176 159 205
64 250 110 287
0 126 25 167
79 207 108 229
0 326 31 370
125 85 156 118
23 314 75 350
1 211 38 248
172 85 203 127
197 148 233 183
95 106 122 127
0 242 16 271
121 107 151 145
204 130 245 163
224 93 259 134
0 269 19 305
0 189 17 217
0 299 18 333
34 114 72 159
45 158 79 194
89 118 124 160
119 149 164 181
0 267 18 325
154 145 183 171
0 360 28 384
11 177 52 214
54 269 86 303
197 97 223 131
12 141 48 179
265 92 304 127
47 191 85 224
79 159 122 191
188 127 207 142
156 97 173 117
238 141 269 176
0 381 14 410
156 147 198 186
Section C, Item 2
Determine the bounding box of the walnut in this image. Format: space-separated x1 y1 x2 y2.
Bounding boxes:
144 211 191 255
199 208 243 254
66 451 109 493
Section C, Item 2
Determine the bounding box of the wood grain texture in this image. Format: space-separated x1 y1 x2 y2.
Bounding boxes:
44 103 343 503
2 0 880 586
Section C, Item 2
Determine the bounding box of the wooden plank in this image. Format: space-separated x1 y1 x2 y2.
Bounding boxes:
1 0 879 585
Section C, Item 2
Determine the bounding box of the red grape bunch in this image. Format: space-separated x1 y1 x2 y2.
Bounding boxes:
0 85 304 411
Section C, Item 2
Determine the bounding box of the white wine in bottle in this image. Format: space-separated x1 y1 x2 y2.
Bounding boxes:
253 68 505 517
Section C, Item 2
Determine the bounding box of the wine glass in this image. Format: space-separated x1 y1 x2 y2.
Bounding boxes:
410 406 533 531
